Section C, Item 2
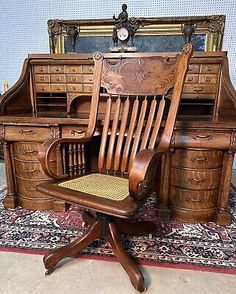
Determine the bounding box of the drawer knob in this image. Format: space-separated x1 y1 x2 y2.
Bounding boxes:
40 77 45 81
19 129 36 135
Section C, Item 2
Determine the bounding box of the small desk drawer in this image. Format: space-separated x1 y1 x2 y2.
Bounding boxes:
183 84 217 94
49 65 64 74
35 84 50 92
82 84 93 92
34 74 50 83
5 126 51 142
171 149 223 169
65 65 82 74
83 74 93 83
51 84 66 92
62 125 87 137
185 74 199 84
171 167 221 190
201 64 220 74
67 84 82 93
33 65 49 74
51 75 66 83
199 74 218 84
187 64 200 73
66 75 83 83
82 65 94 74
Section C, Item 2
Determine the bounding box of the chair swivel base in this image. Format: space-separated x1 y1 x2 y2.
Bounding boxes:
43 211 156 293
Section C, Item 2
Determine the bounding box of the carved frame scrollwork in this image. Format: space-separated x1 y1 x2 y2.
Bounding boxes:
48 15 225 54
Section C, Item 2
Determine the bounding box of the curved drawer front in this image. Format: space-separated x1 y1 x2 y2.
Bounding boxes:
171 149 223 169
171 167 222 190
170 186 218 209
174 131 230 149
16 177 52 199
13 142 41 160
5 126 51 142
13 142 56 161
14 159 57 179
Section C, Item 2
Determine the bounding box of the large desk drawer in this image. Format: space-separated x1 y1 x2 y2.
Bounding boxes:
173 131 231 149
171 167 222 190
5 126 51 142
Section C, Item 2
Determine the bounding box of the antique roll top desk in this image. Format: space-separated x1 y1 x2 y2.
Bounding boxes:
0 50 236 225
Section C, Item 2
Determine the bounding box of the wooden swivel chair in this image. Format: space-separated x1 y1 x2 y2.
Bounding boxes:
37 44 193 292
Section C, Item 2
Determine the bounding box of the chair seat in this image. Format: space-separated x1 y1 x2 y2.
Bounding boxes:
37 173 142 218
58 173 129 201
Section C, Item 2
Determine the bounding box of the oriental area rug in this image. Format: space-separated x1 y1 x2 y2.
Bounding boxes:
0 184 235 274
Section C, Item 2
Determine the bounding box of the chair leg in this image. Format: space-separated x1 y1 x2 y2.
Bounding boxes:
115 219 156 235
44 219 102 275
107 221 146 293
82 210 96 226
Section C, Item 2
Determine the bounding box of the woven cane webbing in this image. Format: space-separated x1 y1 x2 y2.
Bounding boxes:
58 173 129 201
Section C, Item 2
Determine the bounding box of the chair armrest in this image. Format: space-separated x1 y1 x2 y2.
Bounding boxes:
38 136 91 180
129 148 167 201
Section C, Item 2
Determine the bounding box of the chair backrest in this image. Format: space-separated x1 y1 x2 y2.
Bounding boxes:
93 44 193 175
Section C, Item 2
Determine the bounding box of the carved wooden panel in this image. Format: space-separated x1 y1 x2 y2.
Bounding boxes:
101 56 178 95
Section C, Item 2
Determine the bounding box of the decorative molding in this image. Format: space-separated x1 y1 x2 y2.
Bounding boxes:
49 126 60 138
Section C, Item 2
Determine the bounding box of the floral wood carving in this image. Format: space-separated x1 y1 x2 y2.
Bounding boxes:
101 56 178 95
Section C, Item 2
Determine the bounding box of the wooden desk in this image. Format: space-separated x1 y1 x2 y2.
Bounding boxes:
0 52 235 225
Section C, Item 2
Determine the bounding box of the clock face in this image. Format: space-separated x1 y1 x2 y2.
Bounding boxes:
117 27 129 41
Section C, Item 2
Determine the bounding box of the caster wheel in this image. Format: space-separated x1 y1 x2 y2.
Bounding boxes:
140 287 147 293
45 268 55 276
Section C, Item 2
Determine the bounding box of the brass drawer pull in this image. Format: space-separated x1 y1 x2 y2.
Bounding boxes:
25 169 40 174
192 157 209 162
40 77 46 81
71 130 85 136
188 177 206 183
27 188 37 192
39 67 44 72
192 134 212 140
186 197 206 203
23 150 38 155
193 86 203 93
19 129 36 135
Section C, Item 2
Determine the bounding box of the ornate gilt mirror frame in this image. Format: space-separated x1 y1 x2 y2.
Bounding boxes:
48 15 225 54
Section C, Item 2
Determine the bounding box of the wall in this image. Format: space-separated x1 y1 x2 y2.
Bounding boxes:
0 0 236 92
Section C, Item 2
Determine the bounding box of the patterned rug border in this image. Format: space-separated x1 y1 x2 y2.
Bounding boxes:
0 184 236 275
1 246 236 275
